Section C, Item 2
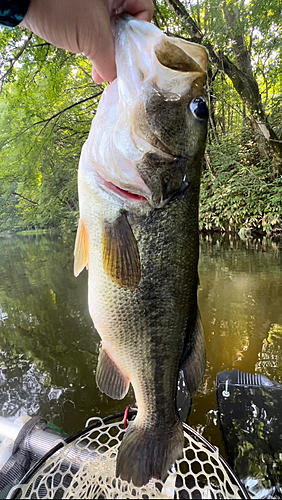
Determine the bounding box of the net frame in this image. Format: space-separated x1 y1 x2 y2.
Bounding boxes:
7 410 249 499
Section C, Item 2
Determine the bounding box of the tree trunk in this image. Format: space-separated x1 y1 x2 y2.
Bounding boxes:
208 68 218 140
222 0 282 172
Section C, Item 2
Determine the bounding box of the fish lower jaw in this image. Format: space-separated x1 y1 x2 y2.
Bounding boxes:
95 172 151 206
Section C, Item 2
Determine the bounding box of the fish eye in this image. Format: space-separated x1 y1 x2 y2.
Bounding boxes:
190 97 209 120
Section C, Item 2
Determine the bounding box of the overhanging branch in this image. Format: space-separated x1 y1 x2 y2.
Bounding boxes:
165 0 203 40
2 92 103 148
0 34 33 93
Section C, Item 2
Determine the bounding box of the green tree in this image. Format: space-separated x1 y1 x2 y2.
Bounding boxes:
0 4 281 234
0 29 103 231
157 0 282 173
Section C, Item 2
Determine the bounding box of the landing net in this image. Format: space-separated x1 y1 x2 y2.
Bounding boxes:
8 412 248 499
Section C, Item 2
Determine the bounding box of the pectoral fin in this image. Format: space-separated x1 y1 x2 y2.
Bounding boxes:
179 311 206 398
96 348 130 400
102 212 141 289
74 219 89 277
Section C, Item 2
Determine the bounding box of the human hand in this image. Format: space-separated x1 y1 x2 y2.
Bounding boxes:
21 0 154 83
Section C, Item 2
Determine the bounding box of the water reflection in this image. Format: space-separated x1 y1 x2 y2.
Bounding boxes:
217 370 282 498
0 234 135 434
188 234 282 450
0 233 281 453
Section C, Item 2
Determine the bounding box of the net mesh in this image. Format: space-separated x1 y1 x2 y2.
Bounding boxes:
8 416 248 499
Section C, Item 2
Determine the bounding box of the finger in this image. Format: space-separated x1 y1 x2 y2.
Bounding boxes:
87 4 117 82
92 67 105 84
134 11 153 22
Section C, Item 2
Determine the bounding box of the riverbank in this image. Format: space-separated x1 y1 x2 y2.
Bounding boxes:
1 226 282 240
200 226 282 240
0 229 50 237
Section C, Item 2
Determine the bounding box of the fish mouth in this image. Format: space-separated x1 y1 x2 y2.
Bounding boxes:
95 172 149 205
95 171 189 208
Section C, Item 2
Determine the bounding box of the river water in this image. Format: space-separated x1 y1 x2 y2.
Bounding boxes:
0 233 281 456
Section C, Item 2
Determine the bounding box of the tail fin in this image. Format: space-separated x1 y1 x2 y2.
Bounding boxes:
116 420 183 487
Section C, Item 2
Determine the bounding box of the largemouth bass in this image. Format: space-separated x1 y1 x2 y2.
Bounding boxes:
74 16 208 487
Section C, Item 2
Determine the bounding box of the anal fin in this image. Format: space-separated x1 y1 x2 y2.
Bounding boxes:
96 348 130 400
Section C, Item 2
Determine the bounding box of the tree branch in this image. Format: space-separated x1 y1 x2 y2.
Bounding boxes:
37 92 103 136
2 92 103 148
32 42 50 48
14 192 38 205
165 0 203 40
41 94 102 127
0 34 33 93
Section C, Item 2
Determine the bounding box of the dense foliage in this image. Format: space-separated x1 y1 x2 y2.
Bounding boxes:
200 129 282 235
0 31 102 231
0 0 281 235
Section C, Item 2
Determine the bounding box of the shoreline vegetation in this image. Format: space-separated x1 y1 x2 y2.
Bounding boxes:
0 1 281 238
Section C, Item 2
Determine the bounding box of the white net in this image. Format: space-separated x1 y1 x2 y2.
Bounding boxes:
8 414 248 499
